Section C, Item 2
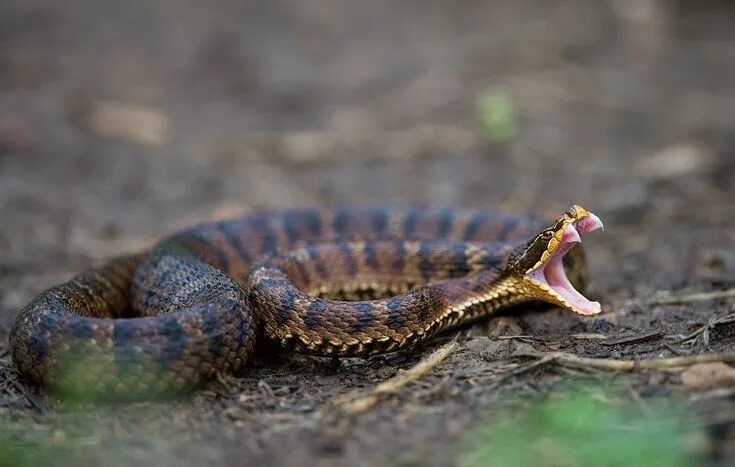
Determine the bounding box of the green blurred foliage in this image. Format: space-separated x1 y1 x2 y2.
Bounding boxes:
49 347 178 402
476 90 517 143
0 430 71 467
460 386 704 467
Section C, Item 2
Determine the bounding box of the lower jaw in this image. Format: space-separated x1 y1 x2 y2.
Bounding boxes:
524 247 599 315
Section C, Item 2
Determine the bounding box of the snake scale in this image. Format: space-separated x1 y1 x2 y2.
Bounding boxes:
9 205 603 399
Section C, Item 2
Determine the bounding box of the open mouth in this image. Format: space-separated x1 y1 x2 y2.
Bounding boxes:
525 212 604 315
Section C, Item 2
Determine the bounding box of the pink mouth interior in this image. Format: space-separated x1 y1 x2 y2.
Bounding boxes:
527 213 603 315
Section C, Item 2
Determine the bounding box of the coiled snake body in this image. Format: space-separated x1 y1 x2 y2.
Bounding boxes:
10 206 603 399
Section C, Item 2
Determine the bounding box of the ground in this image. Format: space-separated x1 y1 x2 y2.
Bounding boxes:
1 1 734 466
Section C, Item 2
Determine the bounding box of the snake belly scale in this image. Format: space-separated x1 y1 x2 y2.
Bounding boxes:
9 206 603 399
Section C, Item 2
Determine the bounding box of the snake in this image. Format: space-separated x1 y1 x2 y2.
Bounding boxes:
9 205 603 399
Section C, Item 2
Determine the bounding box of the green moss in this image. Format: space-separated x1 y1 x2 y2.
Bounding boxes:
460 387 703 467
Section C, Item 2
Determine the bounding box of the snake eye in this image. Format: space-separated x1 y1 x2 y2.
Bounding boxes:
540 230 554 240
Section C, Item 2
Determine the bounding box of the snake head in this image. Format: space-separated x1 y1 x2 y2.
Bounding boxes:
506 205 604 316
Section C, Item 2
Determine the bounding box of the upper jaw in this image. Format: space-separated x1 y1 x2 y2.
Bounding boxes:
524 212 604 315
572 212 604 235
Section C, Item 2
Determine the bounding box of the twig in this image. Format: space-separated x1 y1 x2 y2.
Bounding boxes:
0 363 46 413
490 353 557 385
648 288 735 305
569 333 609 340
521 351 735 371
678 313 735 345
12 378 46 413
496 333 609 342
688 388 735 403
328 341 460 416
600 330 661 347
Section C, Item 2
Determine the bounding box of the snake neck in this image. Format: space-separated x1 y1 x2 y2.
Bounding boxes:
436 270 538 328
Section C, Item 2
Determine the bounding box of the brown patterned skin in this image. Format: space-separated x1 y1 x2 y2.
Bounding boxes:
9 206 591 400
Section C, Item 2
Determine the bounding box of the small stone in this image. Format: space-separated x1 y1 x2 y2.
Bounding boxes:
486 316 523 337
510 341 536 356
681 363 735 389
0 117 33 152
464 337 507 360
635 143 714 180
73 99 169 147
588 318 614 334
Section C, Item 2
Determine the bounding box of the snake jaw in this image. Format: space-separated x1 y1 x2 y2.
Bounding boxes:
524 211 604 316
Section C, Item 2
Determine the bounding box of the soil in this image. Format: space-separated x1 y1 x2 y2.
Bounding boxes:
1 1 734 466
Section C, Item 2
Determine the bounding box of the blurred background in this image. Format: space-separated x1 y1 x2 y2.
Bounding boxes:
1 1 735 466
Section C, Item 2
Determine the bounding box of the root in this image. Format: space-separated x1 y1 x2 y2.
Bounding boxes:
327 341 460 416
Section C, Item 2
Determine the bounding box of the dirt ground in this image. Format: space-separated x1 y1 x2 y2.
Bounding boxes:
1 1 735 466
